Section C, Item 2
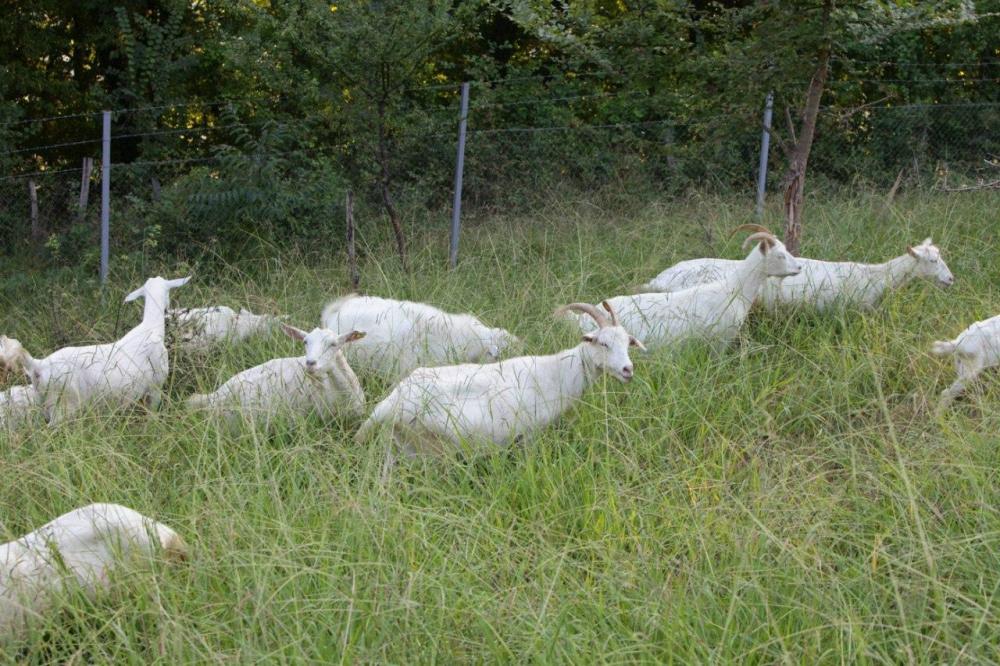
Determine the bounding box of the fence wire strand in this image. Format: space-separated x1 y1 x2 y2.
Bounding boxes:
2 79 998 255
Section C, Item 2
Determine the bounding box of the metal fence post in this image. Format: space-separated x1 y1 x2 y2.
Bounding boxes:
449 82 470 269
100 110 111 284
755 92 774 220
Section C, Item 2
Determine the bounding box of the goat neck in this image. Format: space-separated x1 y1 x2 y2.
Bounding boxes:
138 285 173 336
328 351 365 409
726 245 770 304
877 253 918 289
562 344 602 397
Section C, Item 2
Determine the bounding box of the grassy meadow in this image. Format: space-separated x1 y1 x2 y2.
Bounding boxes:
2 189 1000 663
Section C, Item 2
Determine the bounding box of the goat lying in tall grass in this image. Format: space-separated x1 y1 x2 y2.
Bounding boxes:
575 227 800 350
0 276 190 424
322 294 518 381
356 301 643 464
168 305 286 350
932 314 1000 410
643 231 953 311
1 503 187 639
187 325 367 425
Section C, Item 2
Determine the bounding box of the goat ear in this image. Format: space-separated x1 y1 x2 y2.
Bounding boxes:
758 240 769 255
166 276 191 289
921 237 933 246
907 245 918 258
281 324 307 341
581 333 597 344
629 336 647 351
123 285 146 303
340 330 366 344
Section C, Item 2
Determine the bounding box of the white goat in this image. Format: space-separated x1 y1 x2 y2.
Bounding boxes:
355 301 644 460
1 276 190 424
642 233 954 311
575 228 801 350
0 386 39 430
168 306 286 350
1 503 187 639
931 314 1000 409
321 294 518 381
186 324 367 424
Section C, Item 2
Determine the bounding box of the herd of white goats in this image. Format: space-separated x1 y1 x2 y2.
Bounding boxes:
2 223 999 639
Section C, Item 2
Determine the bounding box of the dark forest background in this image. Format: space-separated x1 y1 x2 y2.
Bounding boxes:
2 1 997 265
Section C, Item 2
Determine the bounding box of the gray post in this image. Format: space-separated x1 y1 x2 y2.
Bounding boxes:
755 92 774 220
100 110 111 284
449 82 470 269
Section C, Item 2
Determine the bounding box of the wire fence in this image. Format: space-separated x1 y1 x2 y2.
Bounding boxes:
1 70 997 270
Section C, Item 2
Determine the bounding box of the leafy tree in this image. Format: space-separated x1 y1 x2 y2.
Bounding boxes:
232 0 481 270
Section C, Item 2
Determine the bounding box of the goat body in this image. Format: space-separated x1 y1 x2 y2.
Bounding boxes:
187 326 366 424
643 239 953 311
931 314 1000 408
322 295 516 380
581 232 800 349
187 356 363 422
21 276 189 423
169 306 283 350
356 302 641 457
0 503 186 638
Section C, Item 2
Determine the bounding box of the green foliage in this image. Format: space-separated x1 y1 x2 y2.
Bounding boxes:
0 0 998 260
137 130 347 257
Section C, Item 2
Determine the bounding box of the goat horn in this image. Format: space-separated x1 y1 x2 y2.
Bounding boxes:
742 231 777 250
601 300 619 326
729 223 772 238
554 302 609 328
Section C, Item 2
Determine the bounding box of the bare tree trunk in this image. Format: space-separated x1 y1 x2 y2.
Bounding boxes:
882 168 905 214
376 99 408 272
346 190 360 290
780 0 832 256
28 180 41 242
77 157 93 222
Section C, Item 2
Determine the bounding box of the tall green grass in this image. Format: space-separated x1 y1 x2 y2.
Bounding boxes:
2 190 1000 663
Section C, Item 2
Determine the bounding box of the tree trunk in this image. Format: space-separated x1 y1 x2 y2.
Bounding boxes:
28 180 41 243
376 99 408 272
78 157 93 222
780 0 832 256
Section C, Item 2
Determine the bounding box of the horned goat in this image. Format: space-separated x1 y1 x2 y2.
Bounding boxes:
642 232 954 311
186 324 367 424
168 305 286 350
1 503 186 639
1 276 190 424
355 301 644 461
575 227 801 350
931 314 1000 410
321 294 518 381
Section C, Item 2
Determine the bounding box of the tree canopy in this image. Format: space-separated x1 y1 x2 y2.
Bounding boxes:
1 1 997 258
